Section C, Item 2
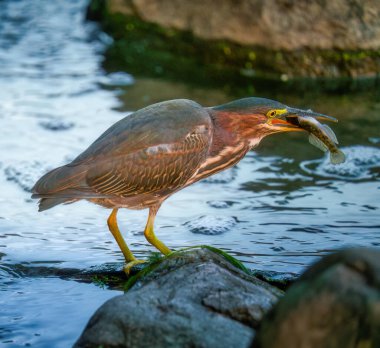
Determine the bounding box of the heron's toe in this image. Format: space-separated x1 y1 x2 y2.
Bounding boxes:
123 259 146 275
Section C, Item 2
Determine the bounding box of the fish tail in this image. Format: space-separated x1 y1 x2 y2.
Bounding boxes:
330 149 346 164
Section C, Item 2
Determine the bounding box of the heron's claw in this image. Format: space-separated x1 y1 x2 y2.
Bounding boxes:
123 259 146 275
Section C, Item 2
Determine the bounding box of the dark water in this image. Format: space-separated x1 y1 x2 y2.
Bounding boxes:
0 0 379 347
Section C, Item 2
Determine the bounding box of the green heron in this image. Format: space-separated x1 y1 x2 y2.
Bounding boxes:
32 97 335 273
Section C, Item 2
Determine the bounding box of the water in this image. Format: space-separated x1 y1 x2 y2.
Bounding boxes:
0 0 379 346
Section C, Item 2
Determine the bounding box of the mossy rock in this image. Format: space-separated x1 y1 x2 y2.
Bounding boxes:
87 0 380 93
75 245 282 348
124 245 250 291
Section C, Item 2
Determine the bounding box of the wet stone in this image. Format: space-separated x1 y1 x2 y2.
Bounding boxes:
185 215 237 235
250 270 298 291
74 247 282 348
253 247 380 348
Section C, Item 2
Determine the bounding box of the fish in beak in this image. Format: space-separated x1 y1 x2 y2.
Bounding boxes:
269 107 338 132
274 107 345 164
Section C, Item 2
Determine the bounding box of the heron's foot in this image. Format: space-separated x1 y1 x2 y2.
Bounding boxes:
123 259 146 275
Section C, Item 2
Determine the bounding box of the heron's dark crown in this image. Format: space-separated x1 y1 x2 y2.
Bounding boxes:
212 97 286 114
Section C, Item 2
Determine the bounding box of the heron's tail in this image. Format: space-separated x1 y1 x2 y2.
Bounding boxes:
32 164 89 211
37 197 76 212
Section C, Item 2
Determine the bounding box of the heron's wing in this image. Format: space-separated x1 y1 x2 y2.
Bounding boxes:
70 99 211 166
85 125 212 197
32 99 212 203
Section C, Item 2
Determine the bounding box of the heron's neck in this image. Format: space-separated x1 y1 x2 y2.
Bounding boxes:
209 109 267 151
186 110 250 185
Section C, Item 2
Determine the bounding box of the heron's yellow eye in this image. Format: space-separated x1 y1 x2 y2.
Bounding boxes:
266 109 288 119
266 108 288 124
267 110 277 118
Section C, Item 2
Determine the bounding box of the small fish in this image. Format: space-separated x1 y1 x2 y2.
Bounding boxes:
297 116 346 164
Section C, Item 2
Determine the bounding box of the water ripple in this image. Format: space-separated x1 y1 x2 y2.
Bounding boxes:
185 215 238 235
4 161 50 192
301 145 380 180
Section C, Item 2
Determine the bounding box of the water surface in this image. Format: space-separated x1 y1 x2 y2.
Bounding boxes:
0 0 379 347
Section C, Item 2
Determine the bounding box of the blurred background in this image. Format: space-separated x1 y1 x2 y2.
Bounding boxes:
0 0 379 347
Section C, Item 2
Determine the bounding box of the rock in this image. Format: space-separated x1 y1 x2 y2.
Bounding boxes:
250 270 298 291
74 247 282 348
103 0 380 51
87 0 380 80
252 248 380 348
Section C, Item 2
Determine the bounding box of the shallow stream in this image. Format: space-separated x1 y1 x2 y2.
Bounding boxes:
0 1 379 347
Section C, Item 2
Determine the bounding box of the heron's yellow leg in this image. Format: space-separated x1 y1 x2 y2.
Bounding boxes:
107 208 145 274
144 205 172 255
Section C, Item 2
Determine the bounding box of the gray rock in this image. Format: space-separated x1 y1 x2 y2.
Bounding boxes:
252 248 380 348
74 247 282 348
250 270 298 291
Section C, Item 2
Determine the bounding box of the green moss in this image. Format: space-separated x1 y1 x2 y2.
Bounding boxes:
124 245 250 291
182 245 250 274
123 252 170 291
147 251 164 264
92 274 122 288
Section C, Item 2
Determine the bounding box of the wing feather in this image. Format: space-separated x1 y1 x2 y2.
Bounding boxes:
86 125 212 198
70 99 210 165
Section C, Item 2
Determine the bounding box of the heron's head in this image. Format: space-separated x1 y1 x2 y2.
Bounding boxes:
211 97 336 146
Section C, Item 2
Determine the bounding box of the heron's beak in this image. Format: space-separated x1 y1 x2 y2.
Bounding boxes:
271 107 337 131
284 107 338 123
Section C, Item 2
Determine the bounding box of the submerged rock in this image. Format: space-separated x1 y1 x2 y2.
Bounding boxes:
74 247 282 348
253 248 380 348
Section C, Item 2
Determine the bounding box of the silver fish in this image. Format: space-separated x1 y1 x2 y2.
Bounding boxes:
297 116 346 164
